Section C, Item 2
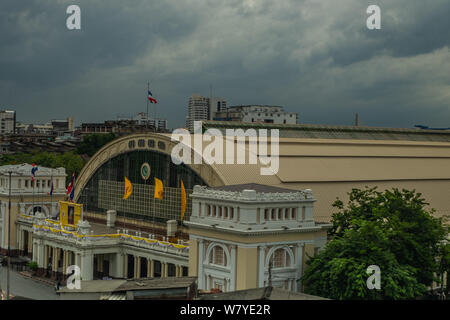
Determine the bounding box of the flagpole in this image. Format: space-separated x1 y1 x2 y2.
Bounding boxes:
146 82 149 131
32 178 35 215
153 192 156 238
50 168 53 217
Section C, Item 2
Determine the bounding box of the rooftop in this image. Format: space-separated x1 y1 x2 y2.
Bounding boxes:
210 183 301 193
202 121 450 142
58 280 127 293
59 277 197 294
0 163 66 176
114 276 197 292
198 286 329 300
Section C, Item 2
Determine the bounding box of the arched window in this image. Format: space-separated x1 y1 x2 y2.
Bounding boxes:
209 246 227 266
271 248 291 268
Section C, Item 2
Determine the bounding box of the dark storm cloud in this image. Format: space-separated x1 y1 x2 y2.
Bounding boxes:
0 0 449 127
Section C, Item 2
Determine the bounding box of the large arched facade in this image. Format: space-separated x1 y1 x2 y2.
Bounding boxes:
74 133 226 223
75 126 450 224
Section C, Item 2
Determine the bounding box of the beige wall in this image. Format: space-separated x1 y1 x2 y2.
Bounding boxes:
0 194 65 250
236 247 258 290
188 238 199 277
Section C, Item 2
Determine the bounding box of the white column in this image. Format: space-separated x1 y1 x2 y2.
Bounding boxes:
296 243 303 292
230 245 237 291
81 252 94 281
115 253 125 278
0 203 5 249
17 229 22 254
124 254 128 278
149 259 154 278
36 241 44 267
75 253 81 270
28 232 33 256
258 246 266 287
198 239 204 289
135 256 141 278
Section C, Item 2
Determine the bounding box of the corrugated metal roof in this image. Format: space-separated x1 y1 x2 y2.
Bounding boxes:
100 293 126 300
202 121 450 142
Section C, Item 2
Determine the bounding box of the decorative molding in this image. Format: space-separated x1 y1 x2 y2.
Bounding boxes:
192 185 315 202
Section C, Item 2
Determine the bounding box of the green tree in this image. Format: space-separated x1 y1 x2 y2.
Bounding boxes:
302 187 449 299
0 151 86 184
76 133 116 157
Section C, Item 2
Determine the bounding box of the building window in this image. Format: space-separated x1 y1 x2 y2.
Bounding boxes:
302 207 306 220
138 139 145 147
278 209 282 220
148 140 155 148
25 180 29 188
264 209 269 221
158 141 166 150
206 205 211 216
18 179 21 188
56 179 59 188
209 246 227 266
292 208 296 220
224 207 228 219
128 140 135 149
285 208 289 220
272 248 291 268
230 208 234 220
271 209 276 220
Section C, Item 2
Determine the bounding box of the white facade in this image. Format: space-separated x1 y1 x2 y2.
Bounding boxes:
0 164 66 199
0 164 66 253
215 105 298 124
186 185 329 293
133 113 168 130
0 110 16 134
16 122 54 134
20 214 189 281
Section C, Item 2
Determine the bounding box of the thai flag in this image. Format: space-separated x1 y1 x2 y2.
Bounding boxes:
31 164 38 181
148 90 157 104
66 172 75 197
69 185 74 201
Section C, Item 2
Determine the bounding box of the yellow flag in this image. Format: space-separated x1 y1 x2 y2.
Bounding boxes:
123 176 132 200
154 177 164 199
181 180 186 221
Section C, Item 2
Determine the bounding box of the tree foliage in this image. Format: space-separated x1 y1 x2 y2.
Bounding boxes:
0 151 86 184
302 187 449 300
76 133 116 157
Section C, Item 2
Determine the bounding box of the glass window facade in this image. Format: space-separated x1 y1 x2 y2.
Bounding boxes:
79 150 207 223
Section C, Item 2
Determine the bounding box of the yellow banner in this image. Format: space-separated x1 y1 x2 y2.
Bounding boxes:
181 180 186 221
154 177 164 199
123 176 132 200
59 201 83 227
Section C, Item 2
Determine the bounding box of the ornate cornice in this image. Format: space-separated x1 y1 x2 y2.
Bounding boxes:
191 185 315 203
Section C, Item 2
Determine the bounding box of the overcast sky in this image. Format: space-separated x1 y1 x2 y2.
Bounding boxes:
1 0 449 129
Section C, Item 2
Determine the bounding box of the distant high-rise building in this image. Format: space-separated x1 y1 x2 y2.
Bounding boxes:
0 110 16 135
186 94 227 131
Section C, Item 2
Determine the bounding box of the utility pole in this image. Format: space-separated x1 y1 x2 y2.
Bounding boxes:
6 171 12 300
